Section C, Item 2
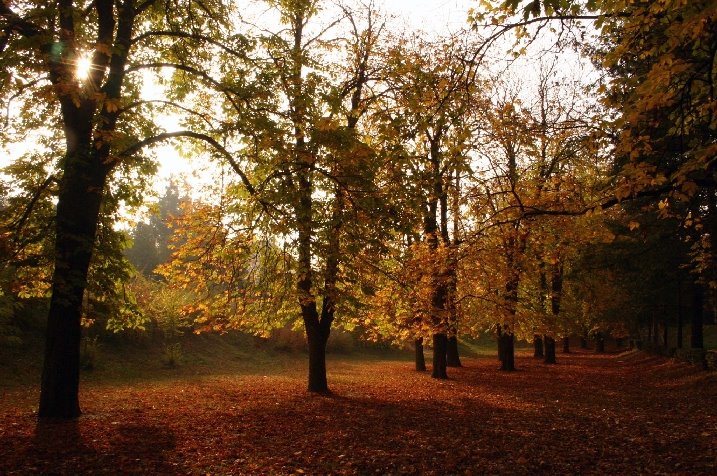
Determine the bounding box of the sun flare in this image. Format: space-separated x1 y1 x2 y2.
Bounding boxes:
76 55 92 80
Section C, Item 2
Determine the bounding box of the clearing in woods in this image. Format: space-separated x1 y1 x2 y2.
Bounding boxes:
1 349 716 474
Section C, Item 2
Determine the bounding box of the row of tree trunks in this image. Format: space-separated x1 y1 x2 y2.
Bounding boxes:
414 335 462 373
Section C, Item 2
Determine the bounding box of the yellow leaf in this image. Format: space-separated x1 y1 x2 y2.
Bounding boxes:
628 221 640 231
105 99 120 113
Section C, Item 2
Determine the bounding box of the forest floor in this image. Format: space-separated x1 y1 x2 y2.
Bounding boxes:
1 347 716 475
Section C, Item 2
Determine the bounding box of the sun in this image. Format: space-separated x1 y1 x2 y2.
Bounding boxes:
76 55 92 80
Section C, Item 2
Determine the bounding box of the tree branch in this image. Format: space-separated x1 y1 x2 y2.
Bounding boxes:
11 174 59 234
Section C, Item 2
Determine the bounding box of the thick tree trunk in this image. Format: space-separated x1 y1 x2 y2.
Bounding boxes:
562 336 570 353
306 323 329 393
662 321 668 349
544 336 556 364
499 332 515 371
446 335 462 367
14 0 134 419
533 335 544 358
432 333 448 379
39 146 108 418
415 337 426 371
691 285 704 349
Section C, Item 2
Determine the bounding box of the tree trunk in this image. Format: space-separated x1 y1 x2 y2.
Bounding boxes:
562 336 570 353
533 334 544 358
691 285 704 349
580 334 588 349
295 158 331 393
499 332 515 371
677 282 684 349
497 324 504 362
545 262 563 365
445 169 461 370
662 321 668 349
432 333 448 379
306 321 329 393
415 337 426 371
595 332 605 353
544 336 556 364
39 145 109 418
446 335 462 367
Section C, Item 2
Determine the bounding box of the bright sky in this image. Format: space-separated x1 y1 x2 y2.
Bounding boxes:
385 0 474 32
154 0 477 183
0 1 478 189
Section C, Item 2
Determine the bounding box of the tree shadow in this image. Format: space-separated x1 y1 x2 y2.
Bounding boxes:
109 423 178 473
22 419 97 473
9 419 178 474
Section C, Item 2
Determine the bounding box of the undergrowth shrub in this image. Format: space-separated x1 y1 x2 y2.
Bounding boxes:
267 327 357 353
674 347 706 368
269 326 306 352
129 276 193 341
327 330 355 354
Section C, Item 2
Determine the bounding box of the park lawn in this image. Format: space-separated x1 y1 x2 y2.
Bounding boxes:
1 346 716 475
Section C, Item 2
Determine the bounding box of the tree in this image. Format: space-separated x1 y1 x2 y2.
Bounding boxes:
377 34 480 378
160 0 392 393
125 181 181 276
158 193 297 336
477 0 717 355
1 0 242 418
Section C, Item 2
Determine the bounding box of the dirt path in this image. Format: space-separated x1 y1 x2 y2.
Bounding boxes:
1 350 716 475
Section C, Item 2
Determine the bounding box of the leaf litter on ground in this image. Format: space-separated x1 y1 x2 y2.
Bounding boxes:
0 349 715 475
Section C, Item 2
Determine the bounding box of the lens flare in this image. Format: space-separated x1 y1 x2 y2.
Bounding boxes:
76 55 92 80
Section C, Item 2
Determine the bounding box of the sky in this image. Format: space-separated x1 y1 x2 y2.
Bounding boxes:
155 0 478 184
0 1 479 191
384 0 474 32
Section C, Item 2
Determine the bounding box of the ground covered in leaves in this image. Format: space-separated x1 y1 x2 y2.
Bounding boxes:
1 349 716 475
